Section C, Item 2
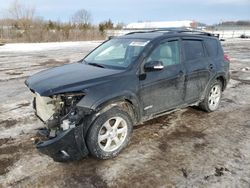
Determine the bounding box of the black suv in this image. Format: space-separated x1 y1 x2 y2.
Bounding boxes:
25 29 230 161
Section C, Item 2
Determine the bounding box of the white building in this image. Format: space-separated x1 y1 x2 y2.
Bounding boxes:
106 20 197 37
125 20 196 30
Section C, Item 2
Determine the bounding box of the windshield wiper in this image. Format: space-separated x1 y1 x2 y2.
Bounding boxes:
88 62 105 68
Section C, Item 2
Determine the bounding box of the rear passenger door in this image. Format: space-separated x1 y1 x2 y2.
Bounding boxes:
204 38 221 77
181 38 210 103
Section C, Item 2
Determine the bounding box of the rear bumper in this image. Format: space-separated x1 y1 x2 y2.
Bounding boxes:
36 126 89 162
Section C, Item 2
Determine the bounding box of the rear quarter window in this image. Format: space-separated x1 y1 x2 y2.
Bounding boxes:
205 39 219 57
183 40 205 61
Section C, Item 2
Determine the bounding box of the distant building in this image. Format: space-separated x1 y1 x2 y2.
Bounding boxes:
106 20 197 37
125 20 197 30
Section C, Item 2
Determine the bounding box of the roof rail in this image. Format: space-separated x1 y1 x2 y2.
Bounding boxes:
175 30 215 36
125 28 218 37
153 28 218 37
125 31 151 35
152 28 191 32
125 28 189 35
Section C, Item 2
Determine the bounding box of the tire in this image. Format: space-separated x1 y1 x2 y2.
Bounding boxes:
199 80 222 112
86 107 133 159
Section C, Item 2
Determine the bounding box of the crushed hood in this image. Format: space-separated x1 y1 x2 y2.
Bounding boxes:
25 62 122 96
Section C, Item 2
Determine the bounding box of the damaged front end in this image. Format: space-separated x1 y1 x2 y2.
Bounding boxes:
33 93 89 162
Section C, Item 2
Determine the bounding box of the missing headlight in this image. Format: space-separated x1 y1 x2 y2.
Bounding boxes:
34 92 84 131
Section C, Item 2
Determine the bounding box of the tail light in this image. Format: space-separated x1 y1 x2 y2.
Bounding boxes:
224 54 230 62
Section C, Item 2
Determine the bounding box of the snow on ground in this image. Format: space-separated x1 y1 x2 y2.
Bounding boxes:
0 41 102 52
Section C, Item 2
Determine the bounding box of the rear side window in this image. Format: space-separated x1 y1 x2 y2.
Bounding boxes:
183 40 205 61
205 39 218 57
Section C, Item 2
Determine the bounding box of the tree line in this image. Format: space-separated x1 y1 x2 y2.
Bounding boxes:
216 21 250 27
0 0 124 43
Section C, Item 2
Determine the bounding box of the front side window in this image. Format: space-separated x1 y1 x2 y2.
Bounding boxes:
84 38 149 69
183 40 205 61
146 40 180 67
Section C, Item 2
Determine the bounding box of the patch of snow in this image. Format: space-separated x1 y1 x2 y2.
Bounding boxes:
0 41 102 52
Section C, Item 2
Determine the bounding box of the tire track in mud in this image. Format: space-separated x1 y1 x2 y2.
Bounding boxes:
1 140 108 187
230 70 250 84
0 136 33 176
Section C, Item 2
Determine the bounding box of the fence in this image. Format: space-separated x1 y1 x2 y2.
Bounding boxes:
209 30 250 39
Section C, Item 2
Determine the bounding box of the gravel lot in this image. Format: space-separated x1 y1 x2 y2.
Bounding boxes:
0 39 250 188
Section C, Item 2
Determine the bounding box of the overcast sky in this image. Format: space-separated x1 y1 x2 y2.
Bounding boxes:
0 0 249 24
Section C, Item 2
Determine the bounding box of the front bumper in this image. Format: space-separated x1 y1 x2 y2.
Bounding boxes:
36 125 89 162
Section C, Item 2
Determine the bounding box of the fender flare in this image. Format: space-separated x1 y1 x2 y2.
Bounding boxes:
201 72 228 100
77 91 141 123
92 92 141 123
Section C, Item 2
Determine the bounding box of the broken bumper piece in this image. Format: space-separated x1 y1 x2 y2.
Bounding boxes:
36 127 89 162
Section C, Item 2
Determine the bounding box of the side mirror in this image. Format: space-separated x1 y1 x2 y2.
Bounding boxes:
144 61 164 72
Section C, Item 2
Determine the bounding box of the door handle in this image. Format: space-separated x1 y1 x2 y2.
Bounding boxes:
209 64 214 70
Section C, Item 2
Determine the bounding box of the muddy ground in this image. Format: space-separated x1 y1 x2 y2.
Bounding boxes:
0 39 250 188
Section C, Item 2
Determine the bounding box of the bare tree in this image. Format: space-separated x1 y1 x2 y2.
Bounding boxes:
8 0 35 20
8 0 35 30
0 2 104 42
71 9 92 27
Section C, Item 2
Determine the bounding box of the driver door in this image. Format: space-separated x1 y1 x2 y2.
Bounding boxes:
139 39 185 116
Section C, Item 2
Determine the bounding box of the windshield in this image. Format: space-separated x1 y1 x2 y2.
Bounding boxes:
84 38 149 69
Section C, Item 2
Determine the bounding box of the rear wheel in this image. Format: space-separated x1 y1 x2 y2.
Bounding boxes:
199 80 222 112
86 107 133 159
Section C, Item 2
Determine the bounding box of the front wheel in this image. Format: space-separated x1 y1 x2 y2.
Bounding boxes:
199 80 222 112
86 107 133 159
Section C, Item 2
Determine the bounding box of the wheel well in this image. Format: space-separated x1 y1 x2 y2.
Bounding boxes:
95 99 139 124
216 76 226 91
121 99 138 124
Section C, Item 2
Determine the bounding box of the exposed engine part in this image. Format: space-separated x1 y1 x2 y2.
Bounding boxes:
47 118 60 129
35 94 57 122
49 129 56 138
34 93 84 132
61 120 70 131
61 119 76 131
